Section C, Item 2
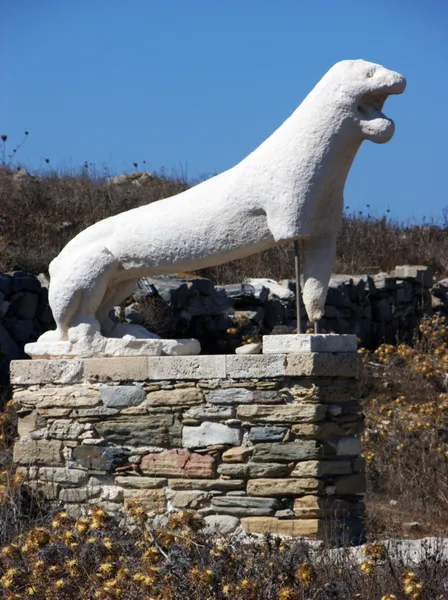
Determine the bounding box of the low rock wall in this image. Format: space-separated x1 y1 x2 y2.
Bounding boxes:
11 353 364 542
2 265 444 376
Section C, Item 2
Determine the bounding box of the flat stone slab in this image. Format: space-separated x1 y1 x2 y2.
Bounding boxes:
263 334 357 354
25 337 201 359
11 351 362 385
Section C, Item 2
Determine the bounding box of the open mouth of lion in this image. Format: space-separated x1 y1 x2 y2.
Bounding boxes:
357 93 390 121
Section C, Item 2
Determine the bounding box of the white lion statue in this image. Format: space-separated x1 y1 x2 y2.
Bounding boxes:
26 59 405 358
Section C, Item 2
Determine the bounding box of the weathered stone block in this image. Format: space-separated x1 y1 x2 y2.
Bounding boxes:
15 386 101 409
211 496 280 517
293 495 364 518
247 478 320 496
100 386 146 408
13 439 63 466
141 449 215 478
218 462 290 479
237 404 326 424
115 476 167 489
394 265 433 287
286 354 362 378
182 423 242 448
252 441 320 463
183 405 233 420
204 515 240 534
263 334 357 354
11 360 83 385
291 422 345 440
222 447 253 463
17 411 37 437
168 479 245 491
206 388 253 405
166 490 209 509
241 517 324 537
145 388 203 407
27 481 60 500
226 355 286 378
38 467 88 485
84 357 148 381
95 415 182 447
291 460 352 477
47 420 86 440
60 486 101 502
147 356 226 380
73 446 129 472
122 489 166 513
248 426 288 443
70 406 119 418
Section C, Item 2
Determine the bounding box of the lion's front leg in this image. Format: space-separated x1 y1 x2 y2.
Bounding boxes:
300 231 337 323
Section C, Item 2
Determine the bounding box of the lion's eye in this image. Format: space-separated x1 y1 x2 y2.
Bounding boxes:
366 70 374 78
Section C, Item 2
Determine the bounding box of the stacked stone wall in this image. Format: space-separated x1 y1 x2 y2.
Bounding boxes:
12 353 364 542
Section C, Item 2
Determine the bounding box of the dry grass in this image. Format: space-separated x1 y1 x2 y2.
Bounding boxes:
360 315 448 537
1 167 448 279
0 506 446 600
0 317 448 597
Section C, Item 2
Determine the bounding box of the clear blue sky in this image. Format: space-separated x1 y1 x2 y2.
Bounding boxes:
2 0 447 220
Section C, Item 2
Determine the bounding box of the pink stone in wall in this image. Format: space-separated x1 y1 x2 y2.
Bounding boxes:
141 449 215 478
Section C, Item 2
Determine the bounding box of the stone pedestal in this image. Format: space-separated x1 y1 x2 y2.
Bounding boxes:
11 352 365 543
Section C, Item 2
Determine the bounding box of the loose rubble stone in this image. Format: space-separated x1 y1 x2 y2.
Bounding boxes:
235 342 262 355
183 423 242 448
204 515 240 534
141 449 215 478
100 385 146 408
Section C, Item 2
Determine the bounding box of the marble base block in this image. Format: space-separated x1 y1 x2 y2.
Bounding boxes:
262 334 357 355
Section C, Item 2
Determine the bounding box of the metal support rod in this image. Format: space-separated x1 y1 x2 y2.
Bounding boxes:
314 320 320 334
294 240 302 334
